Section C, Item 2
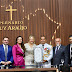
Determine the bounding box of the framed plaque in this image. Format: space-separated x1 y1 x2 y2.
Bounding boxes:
34 47 43 63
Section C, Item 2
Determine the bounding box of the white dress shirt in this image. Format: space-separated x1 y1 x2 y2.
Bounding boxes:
55 44 61 54
70 44 72 59
3 44 8 53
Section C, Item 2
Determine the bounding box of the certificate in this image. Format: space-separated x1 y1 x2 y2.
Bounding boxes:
34 47 43 63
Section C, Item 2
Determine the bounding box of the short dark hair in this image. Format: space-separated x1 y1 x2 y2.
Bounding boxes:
69 35 72 38
40 35 46 39
3 37 9 40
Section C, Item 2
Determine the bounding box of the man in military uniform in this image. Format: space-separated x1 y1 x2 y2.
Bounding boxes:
37 36 53 68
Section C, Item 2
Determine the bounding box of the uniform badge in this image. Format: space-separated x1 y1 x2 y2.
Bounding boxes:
44 48 50 54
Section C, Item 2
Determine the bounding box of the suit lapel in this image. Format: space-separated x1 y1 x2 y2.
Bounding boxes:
68 44 70 57
17 44 24 54
54 45 62 54
53 47 56 54
2 45 5 57
59 45 63 50
7 45 10 56
69 44 70 52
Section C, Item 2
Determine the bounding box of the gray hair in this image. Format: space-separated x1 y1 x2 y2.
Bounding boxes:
55 38 61 42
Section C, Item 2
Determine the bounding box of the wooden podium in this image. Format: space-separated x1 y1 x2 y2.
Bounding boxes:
0 68 59 72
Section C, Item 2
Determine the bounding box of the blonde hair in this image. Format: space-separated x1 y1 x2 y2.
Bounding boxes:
29 35 35 42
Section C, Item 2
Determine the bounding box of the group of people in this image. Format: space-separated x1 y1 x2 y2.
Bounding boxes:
0 35 72 69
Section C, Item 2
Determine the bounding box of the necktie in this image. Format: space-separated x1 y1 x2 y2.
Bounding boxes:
5 45 7 62
56 46 58 54
42 45 44 48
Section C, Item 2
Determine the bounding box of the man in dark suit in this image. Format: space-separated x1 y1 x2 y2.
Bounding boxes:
66 35 72 66
0 37 13 69
53 38 68 66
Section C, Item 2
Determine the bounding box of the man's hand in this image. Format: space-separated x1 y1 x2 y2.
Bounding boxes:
43 60 48 63
1 61 6 65
5 61 11 65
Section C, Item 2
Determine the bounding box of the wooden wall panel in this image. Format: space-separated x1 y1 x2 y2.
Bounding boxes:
0 0 71 46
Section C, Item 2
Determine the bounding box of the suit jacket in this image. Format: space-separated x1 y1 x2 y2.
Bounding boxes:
65 44 70 64
53 45 68 65
0 44 13 63
12 44 25 68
